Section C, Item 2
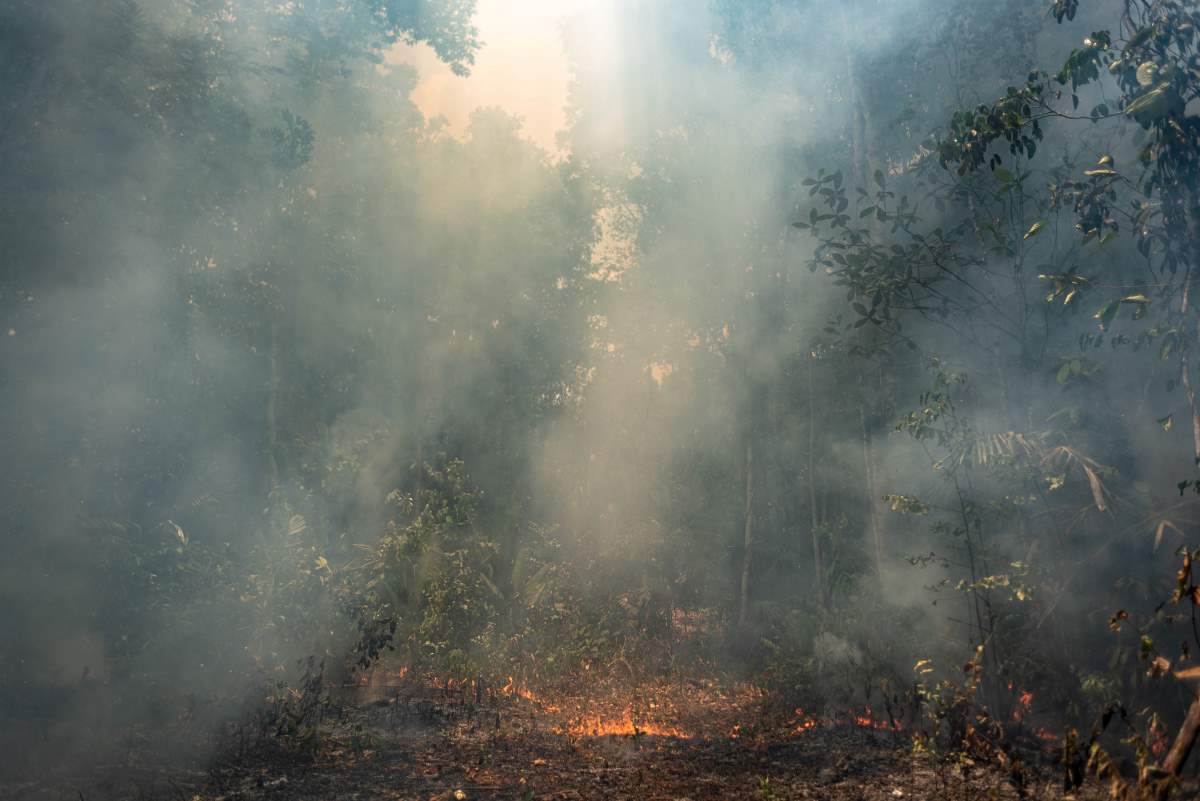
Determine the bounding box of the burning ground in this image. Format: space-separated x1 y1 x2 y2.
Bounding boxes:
4 668 1128 801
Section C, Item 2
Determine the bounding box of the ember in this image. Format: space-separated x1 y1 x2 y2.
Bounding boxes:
790 707 902 736
1033 727 1059 743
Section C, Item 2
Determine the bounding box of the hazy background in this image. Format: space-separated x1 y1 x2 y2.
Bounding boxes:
3 0 1194 785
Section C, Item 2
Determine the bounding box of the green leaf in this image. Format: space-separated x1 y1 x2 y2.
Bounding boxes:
994 167 1016 184
1158 414 1174 432
1024 220 1046 240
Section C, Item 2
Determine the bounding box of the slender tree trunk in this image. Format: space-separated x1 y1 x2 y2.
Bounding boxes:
840 0 882 198
808 353 824 602
842 0 886 581
840 9 866 192
738 440 754 628
265 318 281 494
859 371 883 576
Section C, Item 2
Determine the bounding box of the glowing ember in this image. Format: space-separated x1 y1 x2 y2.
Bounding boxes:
1011 688 1036 722
1033 727 1059 743
850 706 900 731
793 717 820 734
791 707 901 736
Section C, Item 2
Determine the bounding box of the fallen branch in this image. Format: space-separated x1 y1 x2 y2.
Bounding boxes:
1155 689 1200 800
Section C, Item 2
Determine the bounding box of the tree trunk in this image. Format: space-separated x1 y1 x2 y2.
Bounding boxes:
738 440 754 628
1156 690 1200 799
265 317 281 494
843 0 886 580
859 371 883 576
840 9 866 193
1163 690 1200 774
808 353 824 602
839 0 882 201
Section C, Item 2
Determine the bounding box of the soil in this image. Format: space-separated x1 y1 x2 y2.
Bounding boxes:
0 676 1146 801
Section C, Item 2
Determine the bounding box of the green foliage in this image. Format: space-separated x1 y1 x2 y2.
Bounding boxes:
938 84 1046 175
256 657 332 758
347 459 496 674
344 458 676 683
374 0 481 75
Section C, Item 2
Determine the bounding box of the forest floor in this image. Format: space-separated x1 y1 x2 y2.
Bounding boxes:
203 673 1099 801
4 673 1129 801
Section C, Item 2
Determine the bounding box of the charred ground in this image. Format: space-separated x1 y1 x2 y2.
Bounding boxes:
5 667 1105 801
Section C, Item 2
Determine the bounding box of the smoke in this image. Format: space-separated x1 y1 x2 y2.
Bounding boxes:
1 0 1181 785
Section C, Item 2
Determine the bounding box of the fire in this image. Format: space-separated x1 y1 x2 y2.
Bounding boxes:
501 676 543 704
499 676 561 711
791 707 901 736
850 706 900 731
1011 688 1035 722
793 717 820 734
564 708 688 738
1033 727 1059 743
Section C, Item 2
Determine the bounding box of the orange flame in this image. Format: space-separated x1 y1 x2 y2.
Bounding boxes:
564 708 688 738
499 676 560 712
852 706 901 731
500 676 542 703
791 707 901 735
793 717 820 734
